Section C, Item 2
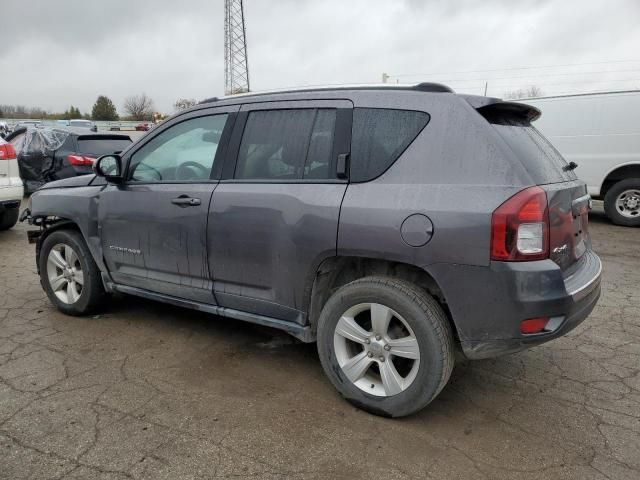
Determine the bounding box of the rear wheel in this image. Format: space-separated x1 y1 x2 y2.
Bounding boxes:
39 229 105 315
604 178 640 227
0 207 19 231
317 276 454 417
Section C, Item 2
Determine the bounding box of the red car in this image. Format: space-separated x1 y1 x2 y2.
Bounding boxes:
135 123 152 131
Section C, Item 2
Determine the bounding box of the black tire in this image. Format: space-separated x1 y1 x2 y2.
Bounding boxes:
38 229 105 315
604 178 640 227
0 207 19 231
317 276 454 418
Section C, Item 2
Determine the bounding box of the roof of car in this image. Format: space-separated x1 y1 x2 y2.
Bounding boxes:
199 82 455 104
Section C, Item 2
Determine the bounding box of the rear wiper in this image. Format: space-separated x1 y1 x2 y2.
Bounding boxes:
563 161 578 172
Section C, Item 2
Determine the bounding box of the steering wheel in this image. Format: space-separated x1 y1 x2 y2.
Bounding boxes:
176 161 209 180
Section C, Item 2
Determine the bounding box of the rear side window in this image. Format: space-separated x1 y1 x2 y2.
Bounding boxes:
77 138 132 156
235 108 337 180
350 108 429 182
487 115 576 183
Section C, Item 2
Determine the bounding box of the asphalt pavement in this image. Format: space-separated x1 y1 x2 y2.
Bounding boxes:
0 205 638 479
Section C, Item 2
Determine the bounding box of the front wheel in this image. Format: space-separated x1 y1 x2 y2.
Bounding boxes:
39 229 105 315
317 276 454 417
604 178 640 227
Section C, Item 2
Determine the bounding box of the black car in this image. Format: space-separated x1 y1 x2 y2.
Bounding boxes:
5 127 132 193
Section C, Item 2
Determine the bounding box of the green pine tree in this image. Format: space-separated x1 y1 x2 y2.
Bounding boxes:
91 96 119 121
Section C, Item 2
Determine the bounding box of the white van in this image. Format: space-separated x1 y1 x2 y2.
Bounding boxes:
526 90 640 226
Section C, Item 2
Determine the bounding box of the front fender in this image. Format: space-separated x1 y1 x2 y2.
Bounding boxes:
30 186 108 275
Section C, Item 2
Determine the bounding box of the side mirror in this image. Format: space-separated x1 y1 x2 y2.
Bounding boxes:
94 154 123 183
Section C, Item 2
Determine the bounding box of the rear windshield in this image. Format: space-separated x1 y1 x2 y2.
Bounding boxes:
77 137 131 156
486 114 576 184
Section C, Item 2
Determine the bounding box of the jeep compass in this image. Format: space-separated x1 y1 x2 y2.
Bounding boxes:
21 83 602 417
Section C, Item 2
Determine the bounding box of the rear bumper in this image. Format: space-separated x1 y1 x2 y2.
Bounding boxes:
0 185 24 207
0 191 23 214
428 250 602 360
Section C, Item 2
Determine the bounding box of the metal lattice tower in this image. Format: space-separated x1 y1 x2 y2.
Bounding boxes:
224 0 250 95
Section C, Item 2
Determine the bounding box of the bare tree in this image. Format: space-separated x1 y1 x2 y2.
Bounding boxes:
174 98 197 111
504 85 544 100
123 93 155 120
525 85 543 97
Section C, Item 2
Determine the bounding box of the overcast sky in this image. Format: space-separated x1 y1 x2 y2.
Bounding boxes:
2 0 639 115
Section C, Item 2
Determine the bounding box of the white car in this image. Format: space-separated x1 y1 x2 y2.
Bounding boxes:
0 138 24 230
69 119 97 131
525 90 640 226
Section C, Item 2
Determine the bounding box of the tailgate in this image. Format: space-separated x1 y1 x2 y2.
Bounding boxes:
477 101 591 272
544 180 591 272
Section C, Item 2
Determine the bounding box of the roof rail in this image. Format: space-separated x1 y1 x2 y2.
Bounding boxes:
412 82 454 93
198 83 454 104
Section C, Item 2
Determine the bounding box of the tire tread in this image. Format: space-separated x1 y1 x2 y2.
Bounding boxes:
317 275 455 417
39 229 105 315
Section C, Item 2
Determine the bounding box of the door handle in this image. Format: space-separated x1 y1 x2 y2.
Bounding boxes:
171 196 201 207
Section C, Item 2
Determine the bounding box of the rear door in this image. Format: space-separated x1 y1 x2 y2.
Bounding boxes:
208 100 352 323
99 105 238 303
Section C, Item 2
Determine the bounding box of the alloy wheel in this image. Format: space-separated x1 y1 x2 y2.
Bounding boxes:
333 302 420 397
46 243 84 304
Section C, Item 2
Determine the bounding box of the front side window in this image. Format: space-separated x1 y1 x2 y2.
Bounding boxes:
350 108 429 182
234 108 337 180
128 114 228 182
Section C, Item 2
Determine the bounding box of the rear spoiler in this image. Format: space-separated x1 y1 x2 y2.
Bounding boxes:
461 94 541 122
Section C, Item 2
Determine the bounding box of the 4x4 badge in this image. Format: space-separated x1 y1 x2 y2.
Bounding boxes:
553 244 569 254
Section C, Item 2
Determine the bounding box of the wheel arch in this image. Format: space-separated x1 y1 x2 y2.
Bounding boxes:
34 218 108 278
600 162 640 198
305 256 458 341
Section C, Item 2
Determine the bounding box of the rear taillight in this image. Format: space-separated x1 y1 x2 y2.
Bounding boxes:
0 143 16 160
491 186 549 261
67 154 96 166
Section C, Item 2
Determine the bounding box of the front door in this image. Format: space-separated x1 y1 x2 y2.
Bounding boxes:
99 106 237 303
208 100 352 322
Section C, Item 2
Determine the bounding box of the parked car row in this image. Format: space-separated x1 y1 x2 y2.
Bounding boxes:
56 119 98 132
4 126 131 194
1 119 98 138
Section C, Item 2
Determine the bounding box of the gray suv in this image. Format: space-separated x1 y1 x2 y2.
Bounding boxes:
22 84 602 417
